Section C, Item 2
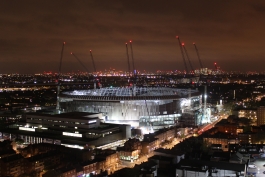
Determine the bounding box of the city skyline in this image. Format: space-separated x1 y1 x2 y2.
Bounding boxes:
1 0 265 73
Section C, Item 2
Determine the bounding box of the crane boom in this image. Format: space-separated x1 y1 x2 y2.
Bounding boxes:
125 43 131 76
129 40 136 77
182 43 194 73
193 43 204 69
58 42 66 77
89 50 97 73
56 42 65 111
176 36 188 73
70 52 90 73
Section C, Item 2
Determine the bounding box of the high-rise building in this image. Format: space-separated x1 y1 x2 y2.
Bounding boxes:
257 106 265 126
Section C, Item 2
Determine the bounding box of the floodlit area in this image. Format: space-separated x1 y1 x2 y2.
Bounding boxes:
59 87 205 129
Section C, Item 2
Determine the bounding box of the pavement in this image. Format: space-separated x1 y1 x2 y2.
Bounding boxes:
247 158 265 177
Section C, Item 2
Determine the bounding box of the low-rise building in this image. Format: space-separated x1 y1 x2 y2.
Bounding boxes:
203 132 233 151
118 149 140 162
95 150 120 174
153 148 185 164
24 150 61 174
141 136 159 154
215 119 238 135
81 160 97 176
238 132 255 144
0 154 25 177
123 138 142 152
176 159 247 177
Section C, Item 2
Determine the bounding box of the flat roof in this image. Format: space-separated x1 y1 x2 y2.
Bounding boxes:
26 112 100 120
179 159 246 172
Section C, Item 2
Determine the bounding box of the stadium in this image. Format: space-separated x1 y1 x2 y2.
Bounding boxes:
58 87 203 131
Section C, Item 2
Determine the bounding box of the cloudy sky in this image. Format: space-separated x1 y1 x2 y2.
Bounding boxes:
0 0 265 73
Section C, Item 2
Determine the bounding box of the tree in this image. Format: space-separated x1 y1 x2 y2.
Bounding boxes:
15 138 24 145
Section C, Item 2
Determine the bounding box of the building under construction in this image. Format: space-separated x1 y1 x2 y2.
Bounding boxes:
58 87 203 132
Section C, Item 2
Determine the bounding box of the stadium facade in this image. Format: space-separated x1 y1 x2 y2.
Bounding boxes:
59 87 203 131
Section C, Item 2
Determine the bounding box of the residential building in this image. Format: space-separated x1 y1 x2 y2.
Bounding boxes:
0 154 25 177
257 106 265 126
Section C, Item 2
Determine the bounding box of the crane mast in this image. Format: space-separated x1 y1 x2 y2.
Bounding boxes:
176 36 188 74
56 42 65 111
182 43 194 73
90 50 98 89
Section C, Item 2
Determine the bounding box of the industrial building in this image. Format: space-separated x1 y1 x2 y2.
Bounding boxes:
1 112 131 149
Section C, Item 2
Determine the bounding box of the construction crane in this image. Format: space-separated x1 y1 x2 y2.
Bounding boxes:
58 42 66 78
176 36 188 74
70 52 90 73
182 43 194 73
193 43 204 69
90 50 99 89
125 43 131 77
129 40 138 96
129 40 136 78
214 62 218 70
56 42 65 111
89 50 97 73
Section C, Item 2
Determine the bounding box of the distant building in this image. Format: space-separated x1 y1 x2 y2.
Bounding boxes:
257 106 265 126
215 121 238 135
238 132 255 144
233 108 257 121
203 132 238 151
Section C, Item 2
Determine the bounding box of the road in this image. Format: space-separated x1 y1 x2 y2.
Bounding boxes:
118 138 181 170
247 158 265 177
198 113 227 135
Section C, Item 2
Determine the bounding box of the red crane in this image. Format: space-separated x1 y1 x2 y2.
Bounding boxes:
125 43 131 76
193 43 204 69
89 50 97 73
58 42 66 79
176 36 188 73
182 43 194 73
70 52 90 73
129 40 136 78
214 62 218 70
56 42 65 111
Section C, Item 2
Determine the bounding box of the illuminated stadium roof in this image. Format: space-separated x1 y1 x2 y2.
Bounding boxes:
60 87 201 101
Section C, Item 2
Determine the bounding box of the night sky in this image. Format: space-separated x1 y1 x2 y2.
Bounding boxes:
1 0 265 74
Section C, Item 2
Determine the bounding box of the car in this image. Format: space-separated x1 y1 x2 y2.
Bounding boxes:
263 171 265 174
248 165 256 168
263 164 265 167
